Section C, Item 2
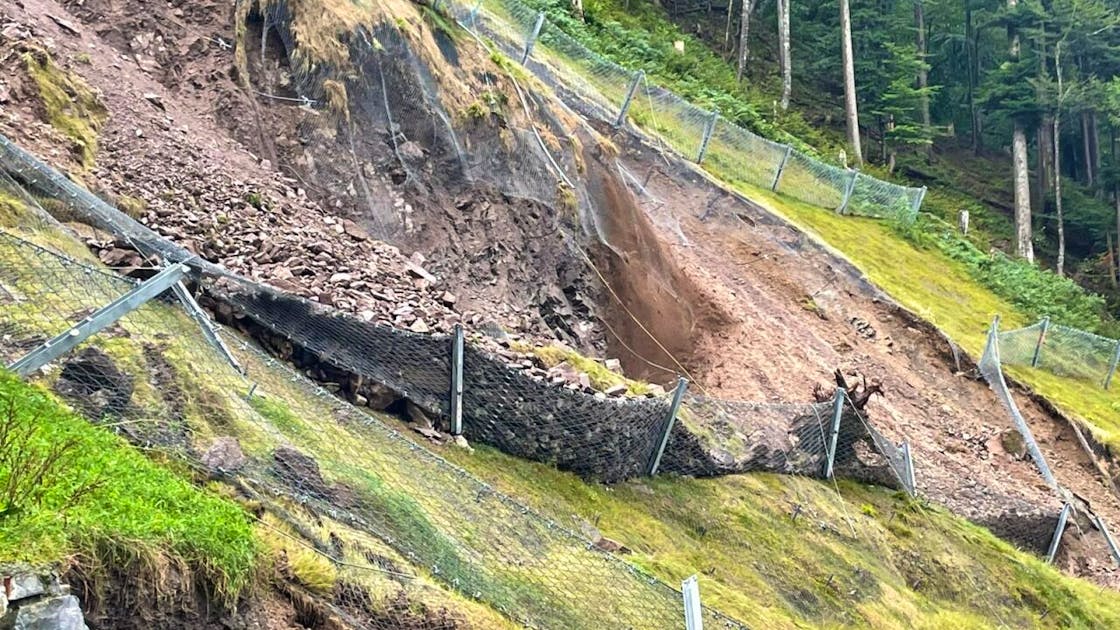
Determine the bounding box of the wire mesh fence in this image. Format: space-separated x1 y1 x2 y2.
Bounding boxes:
998 318 1120 389
0 230 747 629
439 0 925 223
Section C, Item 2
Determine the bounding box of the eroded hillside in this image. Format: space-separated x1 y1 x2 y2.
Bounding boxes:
2 0 1120 625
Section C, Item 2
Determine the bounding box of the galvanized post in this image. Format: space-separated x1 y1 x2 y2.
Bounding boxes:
468 0 482 28
520 12 545 65
449 324 465 435
1031 317 1051 368
8 263 189 377
901 441 916 496
837 170 858 214
172 281 244 374
910 185 928 216
1104 340 1120 390
770 145 793 191
614 70 645 127
1095 514 1120 567
648 377 688 476
824 387 845 479
1046 503 1072 564
695 109 719 164
682 575 703 630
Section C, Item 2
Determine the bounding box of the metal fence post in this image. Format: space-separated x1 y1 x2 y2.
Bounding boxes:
1046 503 1072 564
910 186 928 217
824 387 845 479
695 110 719 164
770 145 793 191
648 377 688 476
614 70 644 127
172 281 244 374
521 12 545 65
449 324 465 435
468 0 482 28
901 441 916 496
1095 514 1120 567
682 575 703 630
1031 316 1051 368
837 170 858 215
8 262 190 377
1104 340 1120 390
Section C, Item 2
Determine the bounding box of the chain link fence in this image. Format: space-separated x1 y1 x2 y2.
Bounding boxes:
439 0 926 223
997 318 1120 389
978 315 1120 568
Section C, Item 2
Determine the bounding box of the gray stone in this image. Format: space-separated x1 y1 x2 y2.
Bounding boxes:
603 358 622 372
6 575 44 602
11 595 87 630
201 437 247 473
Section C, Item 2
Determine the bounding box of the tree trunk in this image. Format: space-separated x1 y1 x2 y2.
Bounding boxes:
1091 110 1102 196
1083 111 1095 187
1009 0 1032 261
1037 119 1052 206
736 0 753 81
840 0 862 165
966 8 982 154
1014 127 1035 262
777 0 791 109
1055 116 1065 276
915 0 931 161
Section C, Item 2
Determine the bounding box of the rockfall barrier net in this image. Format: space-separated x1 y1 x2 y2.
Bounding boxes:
997 318 1120 389
0 230 744 630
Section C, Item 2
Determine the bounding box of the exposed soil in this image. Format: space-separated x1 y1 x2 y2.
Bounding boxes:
607 134 1120 586
3 0 1120 592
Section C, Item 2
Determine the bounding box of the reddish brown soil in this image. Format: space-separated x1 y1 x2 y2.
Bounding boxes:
3 0 1120 590
609 141 1120 586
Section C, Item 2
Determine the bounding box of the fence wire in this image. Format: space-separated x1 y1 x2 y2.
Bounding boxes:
439 0 924 222
0 231 744 630
999 319 1120 388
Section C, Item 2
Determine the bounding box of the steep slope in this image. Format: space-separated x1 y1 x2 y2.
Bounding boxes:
3 0 1120 622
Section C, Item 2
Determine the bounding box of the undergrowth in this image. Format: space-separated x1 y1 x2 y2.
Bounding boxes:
0 371 258 603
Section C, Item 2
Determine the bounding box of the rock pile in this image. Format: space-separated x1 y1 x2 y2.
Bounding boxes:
0 568 87 630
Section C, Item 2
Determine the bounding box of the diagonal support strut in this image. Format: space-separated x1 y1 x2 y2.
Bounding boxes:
8 263 189 377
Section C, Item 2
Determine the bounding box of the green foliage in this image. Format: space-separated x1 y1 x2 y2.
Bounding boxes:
895 212 1114 333
0 371 258 602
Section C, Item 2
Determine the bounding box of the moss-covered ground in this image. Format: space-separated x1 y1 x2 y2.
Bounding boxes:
0 372 258 602
441 442 1120 629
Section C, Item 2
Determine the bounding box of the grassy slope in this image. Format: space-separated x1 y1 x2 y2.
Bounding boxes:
736 183 1120 447
507 0 1120 447
0 372 258 601
441 443 1120 629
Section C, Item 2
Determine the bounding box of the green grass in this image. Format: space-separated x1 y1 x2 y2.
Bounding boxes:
441 443 1120 629
733 182 1120 448
0 371 258 602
